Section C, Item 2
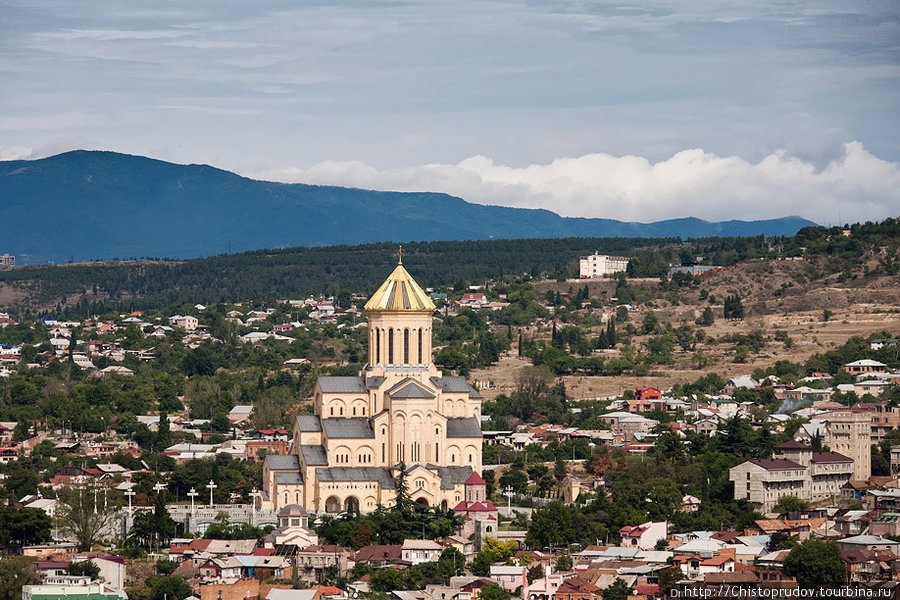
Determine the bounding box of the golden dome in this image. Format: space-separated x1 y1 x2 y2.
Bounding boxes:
364 262 436 312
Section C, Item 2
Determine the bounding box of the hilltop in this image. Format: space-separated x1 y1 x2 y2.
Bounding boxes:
0 150 816 264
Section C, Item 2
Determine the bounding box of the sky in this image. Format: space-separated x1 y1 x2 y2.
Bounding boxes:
2 0 899 224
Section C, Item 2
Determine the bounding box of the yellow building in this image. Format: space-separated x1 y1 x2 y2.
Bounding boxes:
261 258 484 513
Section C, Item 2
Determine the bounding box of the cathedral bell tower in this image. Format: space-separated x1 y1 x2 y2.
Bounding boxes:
363 249 436 368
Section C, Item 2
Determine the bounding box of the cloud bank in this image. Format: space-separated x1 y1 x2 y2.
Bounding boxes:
251 142 899 224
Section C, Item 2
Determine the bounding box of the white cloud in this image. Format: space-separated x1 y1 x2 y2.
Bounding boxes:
249 142 900 224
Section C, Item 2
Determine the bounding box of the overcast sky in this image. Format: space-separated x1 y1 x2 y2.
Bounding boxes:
2 1 898 223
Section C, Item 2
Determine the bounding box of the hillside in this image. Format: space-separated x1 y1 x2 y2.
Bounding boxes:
0 150 817 264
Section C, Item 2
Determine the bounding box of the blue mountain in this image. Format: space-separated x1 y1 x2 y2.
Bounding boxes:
0 150 817 264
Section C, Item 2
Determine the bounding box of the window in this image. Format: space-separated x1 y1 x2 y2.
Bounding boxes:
382 443 385 462
404 328 409 364
388 330 394 363
418 329 423 363
330 407 334 416
353 407 356 416
376 330 381 363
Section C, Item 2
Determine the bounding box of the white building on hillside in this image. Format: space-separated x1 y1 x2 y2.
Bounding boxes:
579 253 629 278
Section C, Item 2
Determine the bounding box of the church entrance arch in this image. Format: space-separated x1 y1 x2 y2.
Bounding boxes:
441 500 448 511
325 496 342 513
344 496 359 513
415 497 429 507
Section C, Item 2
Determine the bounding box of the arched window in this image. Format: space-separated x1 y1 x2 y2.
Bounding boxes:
284 493 288 504
339 407 343 415
296 492 300 503
388 330 394 363
404 329 409 364
382 442 385 462
353 407 356 416
376 330 381 363
330 407 334 416
418 329 423 363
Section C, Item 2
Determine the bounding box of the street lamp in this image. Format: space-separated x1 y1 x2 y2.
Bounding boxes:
188 487 199 514
208 480 217 507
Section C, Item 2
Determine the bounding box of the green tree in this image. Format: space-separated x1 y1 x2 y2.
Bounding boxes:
527 564 544 583
472 551 494 576
657 566 684 595
642 310 659 335
771 495 809 515
0 556 39 600
67 560 100 580
526 502 575 548
56 481 118 551
147 575 193 600
783 538 846 588
371 567 408 592
602 578 631 600
480 584 511 600
555 554 572 572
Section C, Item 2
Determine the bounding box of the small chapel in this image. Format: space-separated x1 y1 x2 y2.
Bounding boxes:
261 255 484 513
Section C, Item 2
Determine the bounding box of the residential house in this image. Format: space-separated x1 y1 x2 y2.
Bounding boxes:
619 521 667 550
401 540 443 565
723 376 757 396
729 459 809 513
295 545 353 581
844 360 887 375
489 565 527 592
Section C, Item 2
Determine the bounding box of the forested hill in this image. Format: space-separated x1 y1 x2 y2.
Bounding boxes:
0 150 816 264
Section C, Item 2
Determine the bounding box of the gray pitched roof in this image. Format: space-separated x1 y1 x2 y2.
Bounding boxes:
436 466 475 490
446 417 483 438
274 471 304 484
295 415 322 432
316 467 396 489
300 445 328 466
318 376 367 394
265 454 301 470
389 380 436 399
431 376 483 399
367 376 386 388
322 417 375 439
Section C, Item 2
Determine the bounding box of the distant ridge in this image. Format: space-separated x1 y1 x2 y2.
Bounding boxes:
0 150 817 264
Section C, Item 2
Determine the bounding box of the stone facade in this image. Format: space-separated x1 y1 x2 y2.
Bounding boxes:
262 260 483 514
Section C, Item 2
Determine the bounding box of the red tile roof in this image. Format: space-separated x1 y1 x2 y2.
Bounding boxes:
464 471 486 485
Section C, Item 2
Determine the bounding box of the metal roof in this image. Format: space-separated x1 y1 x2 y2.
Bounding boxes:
437 466 475 489
388 379 436 399
364 263 436 312
446 417 483 438
316 467 396 488
265 454 300 470
318 376 367 394
430 376 483 399
295 415 322 432
322 418 375 439
300 445 329 466
367 376 386 388
274 471 304 484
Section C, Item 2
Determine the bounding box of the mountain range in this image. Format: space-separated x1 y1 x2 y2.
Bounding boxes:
0 150 817 264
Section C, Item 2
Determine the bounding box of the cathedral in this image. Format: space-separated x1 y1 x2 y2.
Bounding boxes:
261 257 484 514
